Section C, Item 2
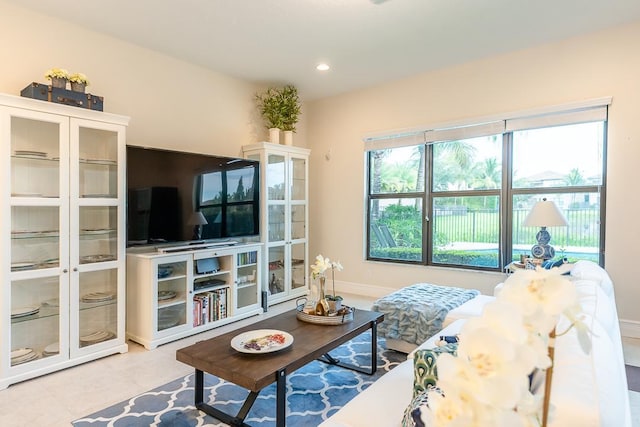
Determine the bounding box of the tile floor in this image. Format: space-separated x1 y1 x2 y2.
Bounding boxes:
0 293 638 426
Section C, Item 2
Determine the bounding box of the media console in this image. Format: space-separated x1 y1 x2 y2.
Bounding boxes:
126 242 263 349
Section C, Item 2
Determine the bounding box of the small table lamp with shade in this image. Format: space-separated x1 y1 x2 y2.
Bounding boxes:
189 211 208 240
522 198 569 261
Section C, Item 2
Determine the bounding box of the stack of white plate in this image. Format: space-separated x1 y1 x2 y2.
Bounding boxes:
158 311 181 330
80 254 116 264
14 150 47 159
10 262 36 271
11 348 39 365
43 342 59 357
80 292 116 303
79 330 114 347
11 306 40 319
157 290 177 301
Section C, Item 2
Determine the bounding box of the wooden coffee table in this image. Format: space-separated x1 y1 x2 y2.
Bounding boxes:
176 308 384 427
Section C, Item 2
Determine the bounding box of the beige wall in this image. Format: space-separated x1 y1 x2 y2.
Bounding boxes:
0 1 309 157
307 21 640 330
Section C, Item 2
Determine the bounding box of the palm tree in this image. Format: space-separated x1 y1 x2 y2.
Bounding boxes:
565 168 585 206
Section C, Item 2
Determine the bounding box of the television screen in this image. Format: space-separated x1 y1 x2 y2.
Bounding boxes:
126 145 259 247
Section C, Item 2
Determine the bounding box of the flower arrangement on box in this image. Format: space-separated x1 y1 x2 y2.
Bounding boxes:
419 267 590 427
69 72 90 92
69 72 90 86
44 68 69 89
44 68 69 80
310 254 343 315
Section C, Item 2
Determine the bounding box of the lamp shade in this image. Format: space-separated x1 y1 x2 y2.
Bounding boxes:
522 199 568 227
188 211 208 226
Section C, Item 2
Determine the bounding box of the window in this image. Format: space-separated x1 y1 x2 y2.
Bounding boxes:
365 101 608 270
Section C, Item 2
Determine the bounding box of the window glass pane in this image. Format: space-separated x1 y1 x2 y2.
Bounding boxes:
432 196 500 268
432 135 502 191
369 198 422 261
513 122 604 188
369 146 423 194
512 193 600 263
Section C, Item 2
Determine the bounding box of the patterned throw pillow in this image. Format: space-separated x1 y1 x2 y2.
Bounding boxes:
412 343 458 398
401 386 443 427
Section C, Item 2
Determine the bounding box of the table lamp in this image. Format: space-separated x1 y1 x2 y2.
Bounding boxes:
522 198 568 260
188 211 208 240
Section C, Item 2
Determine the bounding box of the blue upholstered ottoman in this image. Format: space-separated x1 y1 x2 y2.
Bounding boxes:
372 283 480 352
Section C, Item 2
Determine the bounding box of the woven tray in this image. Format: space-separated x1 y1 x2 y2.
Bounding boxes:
295 299 354 325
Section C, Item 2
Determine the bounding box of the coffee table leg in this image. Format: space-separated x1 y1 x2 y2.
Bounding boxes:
193 369 258 427
319 321 378 375
195 369 204 406
276 369 286 427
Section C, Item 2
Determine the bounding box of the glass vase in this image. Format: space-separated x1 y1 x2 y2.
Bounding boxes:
314 277 329 315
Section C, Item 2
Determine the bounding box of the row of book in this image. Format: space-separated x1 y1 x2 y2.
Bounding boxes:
193 288 228 326
237 251 257 266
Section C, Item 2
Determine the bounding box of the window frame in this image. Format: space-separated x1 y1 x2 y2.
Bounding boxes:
365 107 608 271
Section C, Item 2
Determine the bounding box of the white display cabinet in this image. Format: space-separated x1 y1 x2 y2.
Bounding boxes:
126 243 262 349
0 93 129 389
243 142 310 307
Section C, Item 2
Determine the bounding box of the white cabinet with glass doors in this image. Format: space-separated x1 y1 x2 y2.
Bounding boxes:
0 93 128 389
243 142 310 306
126 243 262 349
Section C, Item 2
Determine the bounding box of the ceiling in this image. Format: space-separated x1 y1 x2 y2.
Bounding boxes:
6 0 640 100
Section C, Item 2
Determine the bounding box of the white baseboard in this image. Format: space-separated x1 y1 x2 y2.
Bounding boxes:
333 280 394 299
620 319 640 339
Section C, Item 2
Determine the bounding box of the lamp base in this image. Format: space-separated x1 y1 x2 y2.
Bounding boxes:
531 226 556 260
531 244 555 260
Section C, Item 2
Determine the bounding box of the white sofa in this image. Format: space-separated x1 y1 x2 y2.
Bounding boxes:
320 261 632 427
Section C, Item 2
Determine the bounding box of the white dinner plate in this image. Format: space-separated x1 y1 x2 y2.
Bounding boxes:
11 348 34 360
80 292 115 303
11 262 36 271
43 342 59 355
157 290 177 301
231 329 293 354
84 159 117 165
80 330 114 343
11 306 40 318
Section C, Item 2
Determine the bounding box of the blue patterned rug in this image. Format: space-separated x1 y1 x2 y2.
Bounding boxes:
72 331 405 426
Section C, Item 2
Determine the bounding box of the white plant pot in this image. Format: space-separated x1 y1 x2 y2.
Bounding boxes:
269 128 280 145
283 130 293 146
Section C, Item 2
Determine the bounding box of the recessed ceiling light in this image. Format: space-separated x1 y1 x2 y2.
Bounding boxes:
316 63 330 71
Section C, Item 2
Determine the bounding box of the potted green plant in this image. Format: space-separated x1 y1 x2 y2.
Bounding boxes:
255 85 301 145
280 85 301 145
69 72 90 93
255 87 285 144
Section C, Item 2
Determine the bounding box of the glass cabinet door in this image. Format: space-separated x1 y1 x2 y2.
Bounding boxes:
70 119 124 354
267 154 286 243
7 109 68 370
267 246 285 297
236 250 259 312
156 258 188 333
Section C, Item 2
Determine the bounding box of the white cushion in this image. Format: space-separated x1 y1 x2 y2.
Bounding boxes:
571 260 614 298
443 294 494 327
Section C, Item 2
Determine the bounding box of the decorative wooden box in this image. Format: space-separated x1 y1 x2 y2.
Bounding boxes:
20 82 104 111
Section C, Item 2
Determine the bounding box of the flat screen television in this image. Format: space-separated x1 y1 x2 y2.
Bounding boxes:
126 145 260 248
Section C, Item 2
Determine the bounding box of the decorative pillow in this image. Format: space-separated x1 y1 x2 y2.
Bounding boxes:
412 343 458 398
401 387 443 427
